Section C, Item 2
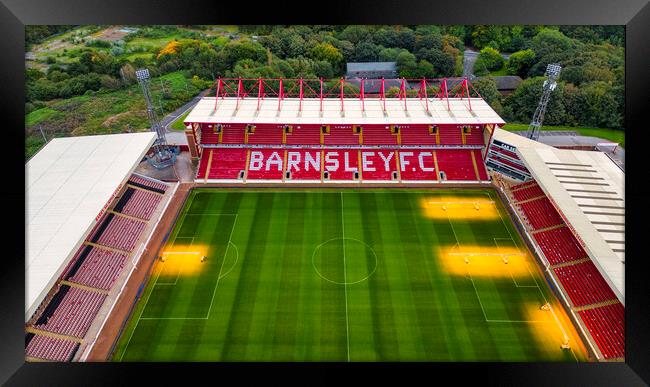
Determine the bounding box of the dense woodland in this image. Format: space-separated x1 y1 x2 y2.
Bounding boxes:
25 25 624 157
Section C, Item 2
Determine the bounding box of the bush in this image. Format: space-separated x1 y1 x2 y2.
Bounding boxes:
475 47 505 72
85 39 112 48
506 49 536 77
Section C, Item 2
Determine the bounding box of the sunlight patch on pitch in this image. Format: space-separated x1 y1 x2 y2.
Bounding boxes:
523 302 573 352
420 196 499 220
159 243 210 276
437 244 530 278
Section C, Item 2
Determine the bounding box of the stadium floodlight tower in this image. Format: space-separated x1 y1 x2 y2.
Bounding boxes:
136 68 176 169
527 63 562 141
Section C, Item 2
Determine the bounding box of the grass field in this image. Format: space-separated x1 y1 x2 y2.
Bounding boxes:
112 188 588 362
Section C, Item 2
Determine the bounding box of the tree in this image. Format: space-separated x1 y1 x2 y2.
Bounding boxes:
471 77 502 111
216 40 268 74
417 49 455 77
575 81 622 128
414 31 443 51
311 60 335 79
506 49 536 77
378 47 407 62
396 51 418 78
531 28 575 59
333 40 355 63
338 25 372 44
396 28 416 51
475 47 505 72
354 42 383 62
469 25 509 50
310 42 343 67
373 28 400 48
503 77 566 125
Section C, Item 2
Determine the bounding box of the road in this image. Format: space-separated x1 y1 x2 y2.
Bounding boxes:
160 88 212 145
162 88 212 131
463 49 479 78
463 49 512 78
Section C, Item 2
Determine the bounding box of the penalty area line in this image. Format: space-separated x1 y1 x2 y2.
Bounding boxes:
119 262 164 361
204 214 238 319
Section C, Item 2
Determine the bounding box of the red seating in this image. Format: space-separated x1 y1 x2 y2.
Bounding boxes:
221 124 246 144
207 148 247 179
199 125 219 144
436 149 477 180
533 227 588 265
121 189 162 220
493 146 519 160
286 125 321 145
578 303 624 359
26 335 78 362
492 155 529 172
129 175 167 192
519 198 564 230
323 148 359 180
438 126 463 145
193 120 497 183
361 125 398 145
360 150 397 180
511 180 538 190
196 151 210 179
464 127 485 145
286 149 322 180
246 149 284 180
323 125 359 145
68 248 128 291
512 182 545 202
400 125 436 145
398 150 437 181
35 288 106 339
474 150 489 180
93 216 145 252
553 261 617 307
247 124 283 145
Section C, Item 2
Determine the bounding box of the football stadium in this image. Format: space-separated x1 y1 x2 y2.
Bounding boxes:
25 76 624 362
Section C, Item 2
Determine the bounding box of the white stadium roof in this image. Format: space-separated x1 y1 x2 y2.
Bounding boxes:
25 132 156 320
493 128 625 303
184 97 506 126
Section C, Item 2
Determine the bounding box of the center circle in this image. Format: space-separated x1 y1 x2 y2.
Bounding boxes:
312 238 378 285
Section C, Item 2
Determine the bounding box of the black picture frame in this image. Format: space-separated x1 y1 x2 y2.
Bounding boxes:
2 0 648 384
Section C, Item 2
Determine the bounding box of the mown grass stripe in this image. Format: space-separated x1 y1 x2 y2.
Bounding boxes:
390 192 450 360
407 193 471 360
250 193 289 360
220 193 274 360
318 193 347 361
271 192 306 360
359 193 400 360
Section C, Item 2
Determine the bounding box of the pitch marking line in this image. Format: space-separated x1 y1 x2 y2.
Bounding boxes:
488 192 579 362
156 237 194 285
493 238 538 289
205 214 238 319
120 214 239 359
311 238 378 285
119 261 165 361
147 214 238 320
147 214 239 320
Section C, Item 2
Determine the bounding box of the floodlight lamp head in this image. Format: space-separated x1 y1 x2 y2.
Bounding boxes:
545 63 562 77
136 68 150 80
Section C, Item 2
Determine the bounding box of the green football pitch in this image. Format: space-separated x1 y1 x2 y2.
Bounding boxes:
112 188 587 362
